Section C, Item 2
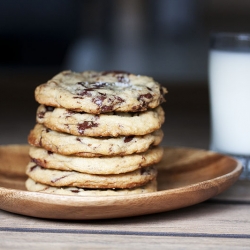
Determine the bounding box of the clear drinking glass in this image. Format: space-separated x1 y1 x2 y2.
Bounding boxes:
209 32 250 179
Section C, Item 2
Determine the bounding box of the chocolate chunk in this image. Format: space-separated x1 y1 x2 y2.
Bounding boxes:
31 158 43 166
97 95 125 112
136 93 153 110
73 96 83 99
29 165 39 172
100 105 113 112
132 104 146 112
71 189 80 193
47 151 53 155
76 82 103 97
93 94 107 108
51 174 70 183
77 121 98 135
78 82 107 90
124 136 134 143
138 93 153 100
116 96 125 103
78 90 93 97
132 105 140 111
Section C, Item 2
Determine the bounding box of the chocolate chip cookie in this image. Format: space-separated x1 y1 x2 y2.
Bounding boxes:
25 178 157 196
29 146 164 174
26 162 157 189
35 70 167 114
28 124 164 157
36 105 165 136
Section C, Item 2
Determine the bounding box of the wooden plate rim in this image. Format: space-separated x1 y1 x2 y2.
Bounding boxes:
0 145 243 219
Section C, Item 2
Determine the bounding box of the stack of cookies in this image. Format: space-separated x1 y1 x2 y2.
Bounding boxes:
25 70 167 196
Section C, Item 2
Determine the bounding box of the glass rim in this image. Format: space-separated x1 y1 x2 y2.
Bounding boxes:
210 32 250 51
211 32 250 42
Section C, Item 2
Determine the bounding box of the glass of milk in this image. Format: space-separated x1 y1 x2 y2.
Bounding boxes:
209 32 250 179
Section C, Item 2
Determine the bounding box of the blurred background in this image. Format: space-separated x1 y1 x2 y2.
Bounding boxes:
1 0 250 147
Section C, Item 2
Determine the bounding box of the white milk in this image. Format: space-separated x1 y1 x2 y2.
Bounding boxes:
209 50 250 155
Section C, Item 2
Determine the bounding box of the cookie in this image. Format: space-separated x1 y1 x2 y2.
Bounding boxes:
25 177 157 196
29 146 163 174
35 70 167 114
26 162 157 189
28 124 164 157
36 105 165 136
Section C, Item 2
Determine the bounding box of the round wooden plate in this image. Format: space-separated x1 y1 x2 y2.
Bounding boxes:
0 145 242 220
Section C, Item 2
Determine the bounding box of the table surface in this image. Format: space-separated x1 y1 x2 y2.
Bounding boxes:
1 69 250 249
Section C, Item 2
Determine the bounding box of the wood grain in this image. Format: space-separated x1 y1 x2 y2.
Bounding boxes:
1 232 250 250
0 202 249 235
0 202 250 249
